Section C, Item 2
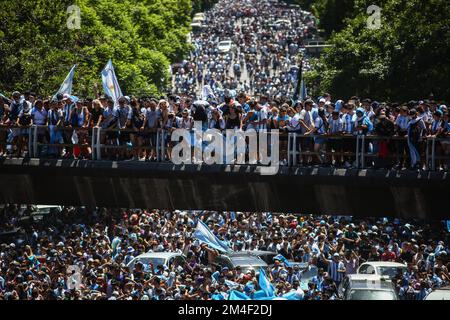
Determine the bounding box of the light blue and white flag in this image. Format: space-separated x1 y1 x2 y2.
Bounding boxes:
447 221 450 232
228 290 251 301
258 267 275 298
273 254 292 267
224 279 241 290
54 64 77 99
193 220 231 253
101 59 123 106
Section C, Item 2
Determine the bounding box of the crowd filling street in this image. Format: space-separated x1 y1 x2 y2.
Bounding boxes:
0 0 449 301
0 0 448 169
0 206 448 300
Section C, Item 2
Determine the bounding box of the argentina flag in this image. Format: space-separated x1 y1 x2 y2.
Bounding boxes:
101 59 123 106
258 267 275 298
54 64 77 99
193 220 231 253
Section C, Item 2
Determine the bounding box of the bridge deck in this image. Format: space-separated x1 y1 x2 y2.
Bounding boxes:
0 158 448 219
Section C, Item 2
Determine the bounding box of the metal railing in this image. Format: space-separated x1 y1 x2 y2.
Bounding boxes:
1 125 449 171
288 132 450 170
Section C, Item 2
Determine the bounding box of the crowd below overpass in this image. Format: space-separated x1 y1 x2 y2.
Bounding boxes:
0 205 448 300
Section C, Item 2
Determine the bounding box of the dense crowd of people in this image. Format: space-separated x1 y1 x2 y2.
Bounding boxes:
0 205 448 300
174 0 315 98
0 0 448 169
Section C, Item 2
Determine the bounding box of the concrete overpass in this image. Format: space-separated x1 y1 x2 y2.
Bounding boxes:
0 158 448 220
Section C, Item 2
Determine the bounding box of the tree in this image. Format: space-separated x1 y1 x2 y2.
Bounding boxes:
0 0 193 97
308 0 450 102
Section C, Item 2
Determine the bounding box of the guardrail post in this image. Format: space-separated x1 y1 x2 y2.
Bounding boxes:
355 135 360 169
156 130 161 162
287 133 292 167
361 135 366 169
431 137 436 171
97 128 102 161
293 133 298 166
161 129 166 162
33 125 38 158
28 126 33 157
91 127 96 160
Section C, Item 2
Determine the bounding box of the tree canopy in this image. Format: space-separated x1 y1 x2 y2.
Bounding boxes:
305 0 450 102
0 0 193 97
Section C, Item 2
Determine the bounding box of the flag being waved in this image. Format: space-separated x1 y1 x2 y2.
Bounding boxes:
54 64 77 99
258 267 275 298
101 59 123 106
193 220 231 253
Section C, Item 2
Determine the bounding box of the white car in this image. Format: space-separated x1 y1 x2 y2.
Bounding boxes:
217 40 233 54
126 252 186 272
339 274 398 300
424 287 450 300
357 261 407 279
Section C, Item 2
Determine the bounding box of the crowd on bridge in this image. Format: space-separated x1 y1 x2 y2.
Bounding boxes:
1 90 449 170
0 0 449 170
0 205 448 300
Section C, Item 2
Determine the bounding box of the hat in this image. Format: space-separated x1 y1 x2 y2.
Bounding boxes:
333 253 340 258
319 98 326 103
127 247 135 254
356 107 365 114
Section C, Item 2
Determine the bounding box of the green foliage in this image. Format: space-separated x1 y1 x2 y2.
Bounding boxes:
308 0 450 102
0 0 193 97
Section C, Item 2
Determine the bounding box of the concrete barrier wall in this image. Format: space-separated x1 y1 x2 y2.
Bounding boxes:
0 159 448 220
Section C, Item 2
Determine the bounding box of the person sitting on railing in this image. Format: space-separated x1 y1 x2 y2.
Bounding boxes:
30 99 48 157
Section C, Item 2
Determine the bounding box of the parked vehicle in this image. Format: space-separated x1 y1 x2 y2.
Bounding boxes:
338 274 398 300
357 261 407 279
127 252 186 272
